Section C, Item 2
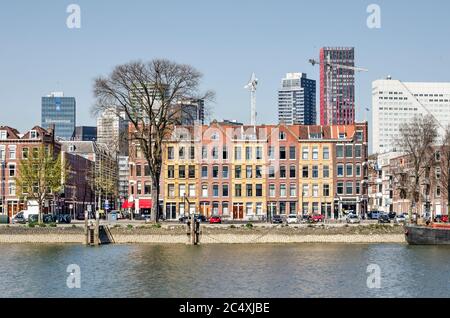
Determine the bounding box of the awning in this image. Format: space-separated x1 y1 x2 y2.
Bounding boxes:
139 199 152 209
122 201 135 209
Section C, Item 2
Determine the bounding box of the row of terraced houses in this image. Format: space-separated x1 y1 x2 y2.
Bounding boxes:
127 122 369 220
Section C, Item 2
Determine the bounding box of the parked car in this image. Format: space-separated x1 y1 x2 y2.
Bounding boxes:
286 215 299 224
378 213 391 224
310 214 324 223
300 215 310 224
369 211 381 220
271 215 283 224
11 211 26 224
434 215 449 223
346 214 361 224
134 213 151 221
388 212 397 219
209 216 222 224
394 214 407 224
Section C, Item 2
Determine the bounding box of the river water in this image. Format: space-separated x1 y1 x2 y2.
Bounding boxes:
0 243 449 298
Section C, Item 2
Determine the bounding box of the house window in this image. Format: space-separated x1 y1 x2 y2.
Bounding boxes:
336 145 344 158
8 181 15 196
346 182 353 195
356 164 361 177
436 186 441 197
234 147 242 160
279 147 286 160
337 182 344 195
256 165 263 178
222 202 229 215
289 165 296 178
0 130 7 140
213 184 219 197
235 166 242 178
188 184 196 197
188 165 196 178
222 184 229 197
355 183 361 195
279 131 286 140
302 184 309 197
202 146 207 160
189 146 195 160
269 166 275 178
201 166 208 178
355 131 363 142
436 167 441 180
222 146 228 160
269 184 276 197
212 166 219 178
323 184 330 197
212 147 219 160
268 146 275 160
202 184 208 197
30 130 38 139
235 184 242 197
222 166 229 178
323 165 330 178
246 203 254 216
8 146 16 160
290 184 297 197
289 202 296 215
302 166 309 178
168 147 175 160
179 184 186 197
8 164 16 177
355 145 362 158
346 164 353 177
256 147 263 160
337 164 344 177
312 147 319 160
312 166 319 178
289 146 296 160
280 184 287 197
246 166 253 178
302 147 309 160
179 147 185 160
313 184 319 197
323 147 330 160
345 145 353 158
167 184 175 198
256 203 263 215
212 202 219 215
280 166 286 178
435 151 441 161
279 202 287 215
256 184 263 197
246 184 253 197
245 147 252 160
178 166 186 179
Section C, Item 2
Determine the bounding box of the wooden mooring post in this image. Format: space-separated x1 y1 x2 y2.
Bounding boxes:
186 215 200 245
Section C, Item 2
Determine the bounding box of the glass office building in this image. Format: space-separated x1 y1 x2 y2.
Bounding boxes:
41 92 76 140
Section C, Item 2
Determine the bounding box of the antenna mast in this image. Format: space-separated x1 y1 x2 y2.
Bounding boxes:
245 73 258 126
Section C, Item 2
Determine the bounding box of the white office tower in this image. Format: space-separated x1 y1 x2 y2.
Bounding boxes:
372 78 450 154
278 73 316 125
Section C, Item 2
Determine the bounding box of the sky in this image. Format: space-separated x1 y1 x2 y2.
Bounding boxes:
1 0 450 140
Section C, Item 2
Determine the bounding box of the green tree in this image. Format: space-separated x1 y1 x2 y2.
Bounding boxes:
15 146 68 223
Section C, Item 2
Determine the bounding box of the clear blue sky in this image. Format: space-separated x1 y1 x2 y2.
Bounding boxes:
1 0 450 135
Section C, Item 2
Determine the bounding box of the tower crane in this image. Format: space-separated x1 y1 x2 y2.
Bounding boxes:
309 54 368 125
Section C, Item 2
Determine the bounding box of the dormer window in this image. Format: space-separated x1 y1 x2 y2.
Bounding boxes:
30 130 38 139
0 130 7 140
211 132 219 141
279 131 286 140
338 132 346 139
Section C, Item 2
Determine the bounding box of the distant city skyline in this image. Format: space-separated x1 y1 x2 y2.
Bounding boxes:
1 0 450 143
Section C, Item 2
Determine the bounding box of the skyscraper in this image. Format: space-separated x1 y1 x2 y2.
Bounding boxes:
175 99 205 125
278 73 316 125
41 92 76 140
320 47 355 125
97 108 129 157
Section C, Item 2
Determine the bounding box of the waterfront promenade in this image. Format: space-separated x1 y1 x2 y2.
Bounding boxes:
0 223 406 244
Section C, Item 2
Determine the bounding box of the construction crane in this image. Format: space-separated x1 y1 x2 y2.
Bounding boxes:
244 73 258 126
309 54 368 125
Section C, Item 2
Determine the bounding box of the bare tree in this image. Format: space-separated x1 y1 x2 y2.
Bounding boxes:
395 115 438 222
93 59 213 222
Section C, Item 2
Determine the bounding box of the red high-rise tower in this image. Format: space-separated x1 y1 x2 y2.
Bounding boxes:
319 47 355 125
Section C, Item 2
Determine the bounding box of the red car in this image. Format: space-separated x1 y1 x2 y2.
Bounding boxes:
209 216 222 224
310 214 324 223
